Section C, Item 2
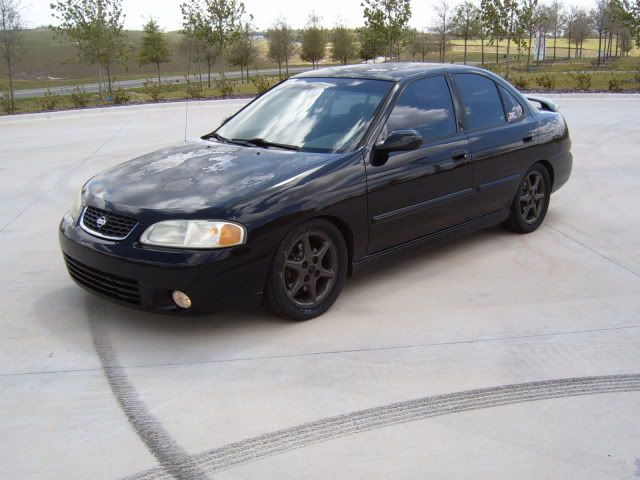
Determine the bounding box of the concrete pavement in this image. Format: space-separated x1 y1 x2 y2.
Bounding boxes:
0 95 639 479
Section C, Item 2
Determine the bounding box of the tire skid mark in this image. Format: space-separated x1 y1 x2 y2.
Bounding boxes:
89 315 209 480
125 374 640 480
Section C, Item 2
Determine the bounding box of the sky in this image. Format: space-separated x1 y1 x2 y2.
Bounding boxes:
23 0 600 32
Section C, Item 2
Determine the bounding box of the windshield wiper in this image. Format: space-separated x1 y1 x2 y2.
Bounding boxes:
232 137 301 151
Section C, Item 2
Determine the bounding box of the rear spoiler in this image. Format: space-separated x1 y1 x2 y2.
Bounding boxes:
525 95 559 112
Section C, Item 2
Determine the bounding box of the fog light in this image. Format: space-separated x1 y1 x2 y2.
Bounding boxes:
172 290 192 309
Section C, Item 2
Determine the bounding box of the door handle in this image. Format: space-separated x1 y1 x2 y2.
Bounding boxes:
451 150 469 161
522 135 534 143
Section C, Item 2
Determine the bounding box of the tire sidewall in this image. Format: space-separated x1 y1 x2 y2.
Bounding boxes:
509 163 551 233
267 219 348 321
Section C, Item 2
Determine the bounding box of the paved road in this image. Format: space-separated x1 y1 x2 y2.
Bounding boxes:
1 95 639 479
12 66 312 99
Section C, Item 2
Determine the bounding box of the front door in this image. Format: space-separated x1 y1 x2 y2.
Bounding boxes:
365 75 473 254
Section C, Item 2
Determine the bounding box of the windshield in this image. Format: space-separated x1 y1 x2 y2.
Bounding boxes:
215 77 393 153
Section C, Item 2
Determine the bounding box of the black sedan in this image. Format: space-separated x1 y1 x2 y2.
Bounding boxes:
59 63 572 320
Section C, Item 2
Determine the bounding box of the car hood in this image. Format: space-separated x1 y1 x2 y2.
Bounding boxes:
84 140 337 215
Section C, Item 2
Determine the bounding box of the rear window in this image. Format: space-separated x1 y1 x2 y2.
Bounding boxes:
453 74 505 130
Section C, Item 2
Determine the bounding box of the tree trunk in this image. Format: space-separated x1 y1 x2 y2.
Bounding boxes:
157 63 161 86
567 34 571 61
220 47 225 79
105 63 113 95
207 60 212 88
6 51 15 112
97 65 103 100
463 36 467 65
553 33 557 61
285 55 289 76
481 38 484 65
495 40 499 65
527 32 533 70
597 30 602 67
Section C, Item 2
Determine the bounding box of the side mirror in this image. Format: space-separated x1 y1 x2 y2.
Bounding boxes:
375 129 423 153
372 129 422 166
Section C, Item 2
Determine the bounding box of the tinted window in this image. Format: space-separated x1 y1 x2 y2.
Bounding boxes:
217 78 392 153
499 86 524 123
453 74 505 130
386 76 457 142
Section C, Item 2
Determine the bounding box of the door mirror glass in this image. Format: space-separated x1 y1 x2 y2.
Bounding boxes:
375 129 423 153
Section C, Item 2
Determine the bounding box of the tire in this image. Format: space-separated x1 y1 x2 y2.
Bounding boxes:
504 163 551 234
265 219 348 321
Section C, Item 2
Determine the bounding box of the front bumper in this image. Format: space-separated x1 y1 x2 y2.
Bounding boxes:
59 213 273 313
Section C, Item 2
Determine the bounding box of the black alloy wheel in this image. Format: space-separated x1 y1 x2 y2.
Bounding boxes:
283 231 338 308
265 219 348 321
505 163 551 234
519 170 547 225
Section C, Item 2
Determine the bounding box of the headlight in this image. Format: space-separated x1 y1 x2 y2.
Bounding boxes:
70 189 84 221
140 220 246 249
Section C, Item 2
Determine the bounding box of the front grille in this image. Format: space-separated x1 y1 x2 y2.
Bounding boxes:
64 254 141 305
81 206 137 240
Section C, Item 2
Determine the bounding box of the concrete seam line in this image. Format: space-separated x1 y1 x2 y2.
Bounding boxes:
0 111 135 233
89 314 210 480
2 323 639 378
123 374 640 480
545 223 640 278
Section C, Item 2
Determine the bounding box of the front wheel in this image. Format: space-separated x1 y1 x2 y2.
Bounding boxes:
265 219 348 321
504 164 551 234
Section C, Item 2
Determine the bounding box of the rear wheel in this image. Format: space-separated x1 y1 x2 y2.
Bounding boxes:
504 163 551 234
265 219 348 321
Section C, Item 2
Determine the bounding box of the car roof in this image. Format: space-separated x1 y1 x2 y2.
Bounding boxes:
294 62 486 82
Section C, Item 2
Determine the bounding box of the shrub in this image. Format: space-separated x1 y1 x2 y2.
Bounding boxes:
512 76 529 90
535 73 556 89
215 79 234 97
143 80 163 101
570 72 591 90
186 81 204 99
608 76 622 92
0 85 16 114
634 63 640 83
251 76 273 94
40 88 59 111
69 86 90 108
112 88 131 105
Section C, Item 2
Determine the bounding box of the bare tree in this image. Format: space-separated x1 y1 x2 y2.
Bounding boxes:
591 0 610 66
452 1 479 65
548 0 565 61
433 0 451 63
519 0 538 69
503 0 522 78
0 0 25 113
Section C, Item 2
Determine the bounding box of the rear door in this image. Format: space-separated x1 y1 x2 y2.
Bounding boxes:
451 73 539 218
365 75 472 254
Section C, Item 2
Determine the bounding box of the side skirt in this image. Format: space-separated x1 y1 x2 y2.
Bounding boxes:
352 209 510 275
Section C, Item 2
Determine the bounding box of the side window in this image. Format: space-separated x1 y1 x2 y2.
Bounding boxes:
453 74 505 130
499 86 524 123
385 76 457 142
